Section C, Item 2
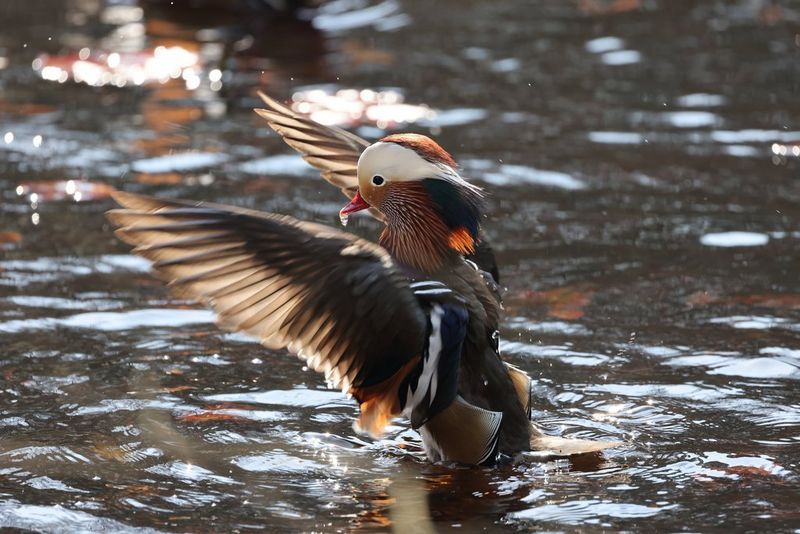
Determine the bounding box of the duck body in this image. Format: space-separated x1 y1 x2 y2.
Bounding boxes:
338 134 534 464
106 92 618 466
405 259 533 462
384 257 531 464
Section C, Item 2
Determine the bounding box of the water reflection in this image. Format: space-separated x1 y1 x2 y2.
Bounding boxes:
34 45 202 89
1 0 800 531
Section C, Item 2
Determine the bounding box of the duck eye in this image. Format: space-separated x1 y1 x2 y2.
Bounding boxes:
371 175 385 186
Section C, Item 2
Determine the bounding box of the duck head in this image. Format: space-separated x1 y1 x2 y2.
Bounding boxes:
340 133 484 273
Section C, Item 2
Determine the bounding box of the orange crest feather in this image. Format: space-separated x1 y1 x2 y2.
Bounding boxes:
448 227 475 255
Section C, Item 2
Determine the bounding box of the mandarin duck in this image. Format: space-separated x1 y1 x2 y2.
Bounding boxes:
106 92 618 465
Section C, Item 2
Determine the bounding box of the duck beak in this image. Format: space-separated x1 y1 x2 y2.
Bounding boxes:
339 191 370 226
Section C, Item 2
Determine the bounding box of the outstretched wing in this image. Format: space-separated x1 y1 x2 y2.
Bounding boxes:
107 192 427 404
254 91 368 199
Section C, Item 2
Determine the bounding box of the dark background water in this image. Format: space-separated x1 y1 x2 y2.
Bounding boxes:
1 0 799 531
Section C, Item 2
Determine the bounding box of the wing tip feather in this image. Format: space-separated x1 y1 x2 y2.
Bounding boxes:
108 190 182 215
255 90 294 115
110 190 147 209
253 108 275 122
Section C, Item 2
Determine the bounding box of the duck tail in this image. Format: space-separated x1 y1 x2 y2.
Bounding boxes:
503 362 531 417
503 363 621 457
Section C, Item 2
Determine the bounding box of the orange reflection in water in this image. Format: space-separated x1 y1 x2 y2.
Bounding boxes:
32 45 201 89
516 284 597 320
15 179 116 204
0 231 23 250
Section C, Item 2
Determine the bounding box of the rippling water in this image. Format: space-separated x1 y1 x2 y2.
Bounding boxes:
1 0 799 531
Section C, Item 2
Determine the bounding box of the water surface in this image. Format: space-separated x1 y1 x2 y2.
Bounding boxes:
1 0 799 531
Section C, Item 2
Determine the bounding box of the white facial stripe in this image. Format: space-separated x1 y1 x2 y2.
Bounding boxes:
357 142 445 185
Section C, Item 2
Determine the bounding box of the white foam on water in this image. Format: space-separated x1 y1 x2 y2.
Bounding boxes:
313 0 402 32
505 316 591 336
0 255 150 287
483 164 586 190
490 58 521 73
239 154 314 176
707 358 799 379
0 257 92 275
708 315 794 330
0 308 216 333
588 131 644 144
96 254 152 272
585 36 624 53
419 108 488 127
204 388 349 408
637 345 686 358
711 129 800 143
25 476 89 493
68 398 181 416
61 147 120 168
146 461 240 485
666 353 800 379
601 50 642 65
462 46 491 60
232 453 324 474
665 111 718 128
590 383 735 402
4 296 124 311
501 342 608 366
676 93 727 107
760 347 800 359
700 231 769 247
0 502 160 533
723 145 760 157
512 499 677 524
131 152 229 173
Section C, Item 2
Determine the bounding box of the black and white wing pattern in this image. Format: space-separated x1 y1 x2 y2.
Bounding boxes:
399 280 503 466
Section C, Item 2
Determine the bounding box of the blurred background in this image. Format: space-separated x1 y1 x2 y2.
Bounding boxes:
0 0 798 531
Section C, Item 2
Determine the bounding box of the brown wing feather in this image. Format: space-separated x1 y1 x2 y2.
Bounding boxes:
107 191 426 395
254 91 385 221
254 92 366 196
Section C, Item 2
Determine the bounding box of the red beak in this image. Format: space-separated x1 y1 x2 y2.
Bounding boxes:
339 191 370 223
